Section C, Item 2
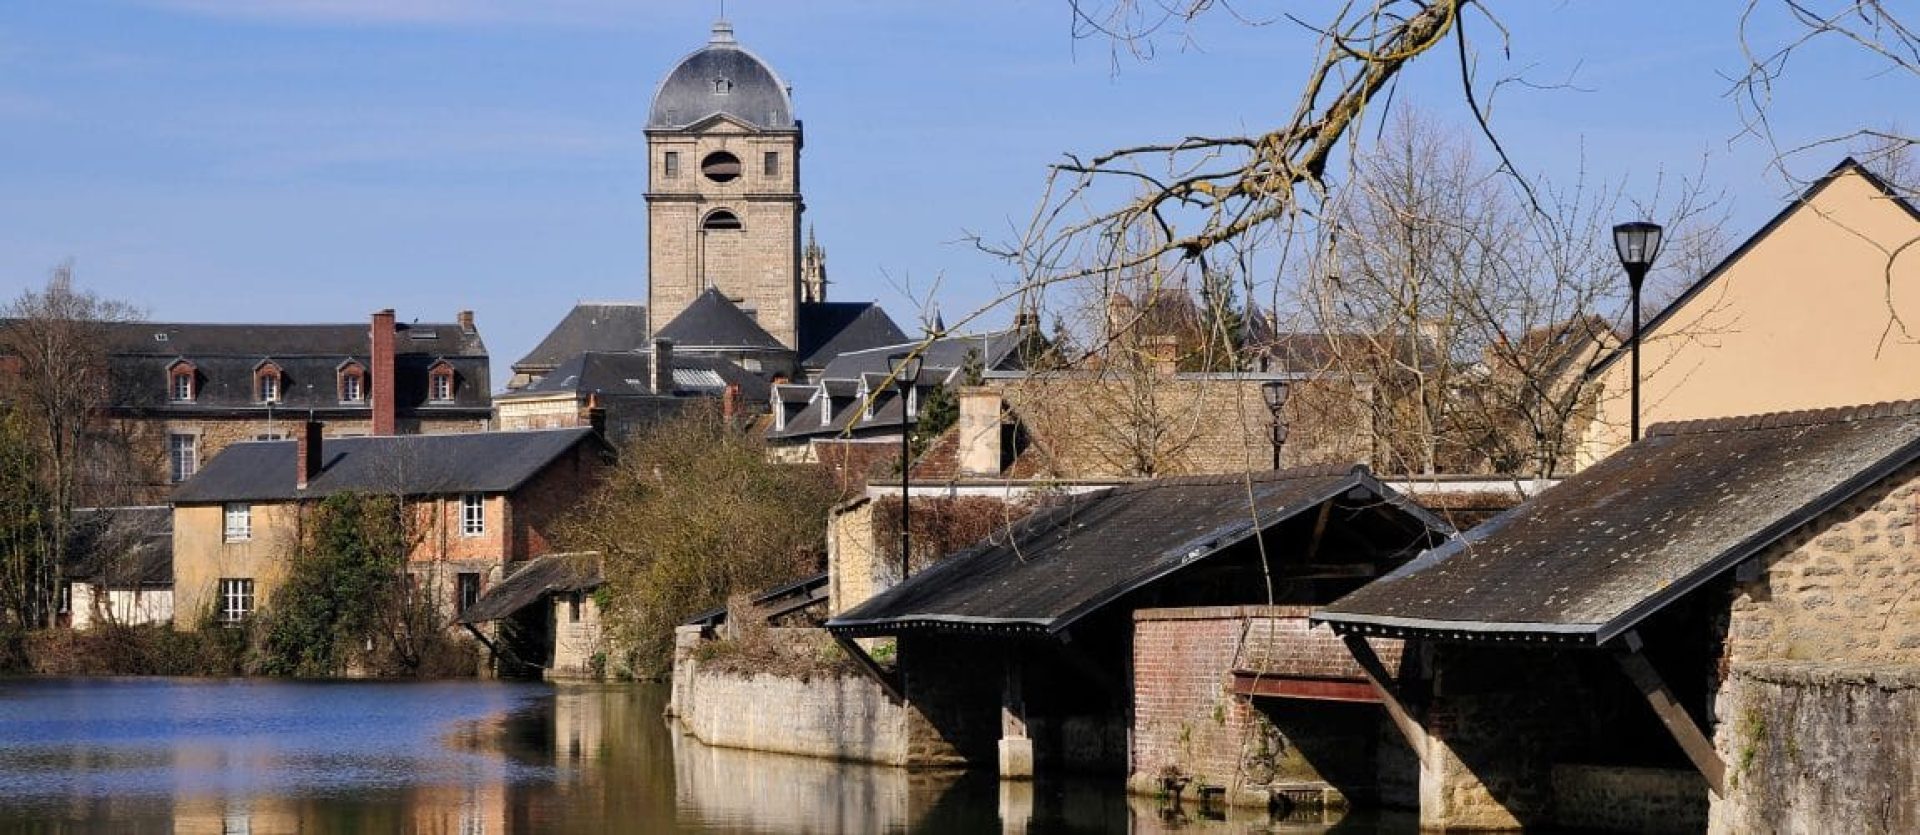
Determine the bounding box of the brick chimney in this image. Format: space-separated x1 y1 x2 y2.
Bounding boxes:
722 383 740 421
1146 335 1180 376
957 387 1004 477
651 337 674 395
296 421 323 490
585 392 607 436
371 309 397 435
457 309 475 335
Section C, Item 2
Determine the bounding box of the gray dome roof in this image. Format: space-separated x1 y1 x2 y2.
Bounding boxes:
648 21 796 131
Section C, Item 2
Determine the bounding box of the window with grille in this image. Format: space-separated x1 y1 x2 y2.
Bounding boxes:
461 494 485 536
430 367 455 402
170 371 194 402
340 371 363 403
257 372 280 403
218 578 254 624
223 503 251 542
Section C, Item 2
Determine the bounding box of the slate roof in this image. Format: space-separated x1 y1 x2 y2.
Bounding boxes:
655 288 785 351
172 428 599 503
512 303 649 373
497 351 769 404
458 552 603 624
1316 401 1920 645
95 320 491 413
828 465 1450 636
816 327 1034 381
648 21 797 132
63 506 172 586
796 302 908 369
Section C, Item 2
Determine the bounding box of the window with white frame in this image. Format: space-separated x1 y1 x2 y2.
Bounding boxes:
339 369 364 403
461 494 485 536
168 433 198 483
429 364 455 402
170 369 195 402
257 371 280 403
218 578 254 623
223 503 251 542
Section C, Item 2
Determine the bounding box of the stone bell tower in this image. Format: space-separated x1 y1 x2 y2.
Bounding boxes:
645 20 804 349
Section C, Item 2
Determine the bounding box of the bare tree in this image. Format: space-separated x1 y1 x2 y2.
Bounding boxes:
0 266 142 628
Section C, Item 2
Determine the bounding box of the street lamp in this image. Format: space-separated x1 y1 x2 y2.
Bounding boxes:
1261 380 1291 470
889 352 924 582
1613 221 1664 443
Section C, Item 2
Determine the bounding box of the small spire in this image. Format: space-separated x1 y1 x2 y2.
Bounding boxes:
710 19 736 45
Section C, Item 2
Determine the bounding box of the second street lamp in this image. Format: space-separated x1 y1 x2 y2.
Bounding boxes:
1613 221 1664 443
889 352 924 583
1261 380 1291 470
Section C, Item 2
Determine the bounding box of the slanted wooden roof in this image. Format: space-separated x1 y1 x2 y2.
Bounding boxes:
827 465 1450 637
1316 400 1920 645
458 552 602 624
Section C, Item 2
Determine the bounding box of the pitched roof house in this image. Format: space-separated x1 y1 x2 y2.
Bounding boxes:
494 341 769 438
1577 158 1920 466
170 425 606 635
1314 401 1920 831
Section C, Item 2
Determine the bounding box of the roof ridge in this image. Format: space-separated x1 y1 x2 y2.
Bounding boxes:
1648 399 1920 437
1101 462 1362 497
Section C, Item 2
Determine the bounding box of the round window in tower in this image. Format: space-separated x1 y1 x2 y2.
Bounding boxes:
701 151 742 183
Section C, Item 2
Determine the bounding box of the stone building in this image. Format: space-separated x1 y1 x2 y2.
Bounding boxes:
494 339 768 440
59 506 173 629
1316 400 1920 833
169 425 607 644
1577 158 1920 466
515 21 907 393
823 466 1449 785
91 309 490 503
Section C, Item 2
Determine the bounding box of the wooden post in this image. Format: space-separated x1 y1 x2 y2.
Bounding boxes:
832 633 905 703
1613 639 1726 797
1341 633 1430 768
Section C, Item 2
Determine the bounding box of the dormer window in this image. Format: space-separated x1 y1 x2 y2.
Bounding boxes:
428 361 456 402
337 360 366 403
254 362 283 404
712 77 733 95
167 360 196 403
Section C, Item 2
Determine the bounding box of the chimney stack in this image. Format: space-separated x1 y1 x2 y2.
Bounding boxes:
371 309 397 435
585 392 607 437
1147 335 1180 376
957 387 1005 477
651 338 675 394
722 383 740 421
457 310 475 335
296 421 324 490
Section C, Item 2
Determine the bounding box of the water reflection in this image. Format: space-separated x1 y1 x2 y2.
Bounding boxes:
0 679 1411 833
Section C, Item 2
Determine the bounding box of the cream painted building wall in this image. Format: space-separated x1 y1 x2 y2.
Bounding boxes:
1579 163 1920 466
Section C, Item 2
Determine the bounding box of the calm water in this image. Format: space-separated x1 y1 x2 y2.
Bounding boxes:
0 678 1411 833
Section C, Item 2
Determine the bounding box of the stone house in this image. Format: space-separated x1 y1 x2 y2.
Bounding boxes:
1316 400 1920 833
85 308 490 504
169 425 607 636
457 551 606 680
493 339 768 440
1578 158 1920 466
824 466 1450 786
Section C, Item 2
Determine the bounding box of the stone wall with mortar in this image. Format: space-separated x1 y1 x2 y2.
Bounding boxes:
1551 764 1707 834
1709 661 1920 834
670 625 910 765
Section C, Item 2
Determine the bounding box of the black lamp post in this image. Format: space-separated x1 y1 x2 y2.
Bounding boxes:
1261 380 1291 470
1613 221 1664 443
889 352 924 582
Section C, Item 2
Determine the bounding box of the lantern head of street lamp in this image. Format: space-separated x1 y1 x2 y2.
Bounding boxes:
1612 221 1664 290
1261 379 1291 413
889 353 923 388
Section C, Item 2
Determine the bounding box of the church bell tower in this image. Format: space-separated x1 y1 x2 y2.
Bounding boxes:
645 20 804 349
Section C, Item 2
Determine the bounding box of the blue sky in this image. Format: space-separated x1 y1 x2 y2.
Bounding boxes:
0 1 1909 389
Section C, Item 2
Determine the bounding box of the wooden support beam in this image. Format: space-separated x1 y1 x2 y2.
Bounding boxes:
1303 500 1335 564
1613 642 1726 797
832 633 904 703
1341 634 1430 768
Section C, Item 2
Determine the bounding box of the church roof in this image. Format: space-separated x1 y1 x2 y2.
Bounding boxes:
513 302 649 373
648 21 797 132
654 288 785 351
796 302 908 369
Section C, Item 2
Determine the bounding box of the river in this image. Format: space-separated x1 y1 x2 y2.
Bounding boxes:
0 678 1413 833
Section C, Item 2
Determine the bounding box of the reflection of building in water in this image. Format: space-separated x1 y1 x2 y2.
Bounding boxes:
670 720 949 832
173 797 298 835
408 783 507 835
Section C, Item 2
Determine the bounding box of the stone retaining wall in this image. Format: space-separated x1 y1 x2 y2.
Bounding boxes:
670 625 910 765
1551 764 1706 834
1710 661 1920 835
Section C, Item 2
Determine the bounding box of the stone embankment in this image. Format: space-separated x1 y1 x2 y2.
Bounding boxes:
669 625 908 765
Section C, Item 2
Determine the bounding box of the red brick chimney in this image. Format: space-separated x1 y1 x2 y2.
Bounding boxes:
722 383 740 421
457 309 475 335
371 309 396 435
296 421 323 490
